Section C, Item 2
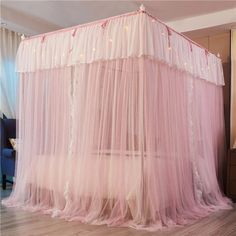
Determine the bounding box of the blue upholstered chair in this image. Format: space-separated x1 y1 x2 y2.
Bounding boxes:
0 118 16 189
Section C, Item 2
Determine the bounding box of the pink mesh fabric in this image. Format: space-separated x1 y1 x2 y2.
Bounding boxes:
3 57 231 231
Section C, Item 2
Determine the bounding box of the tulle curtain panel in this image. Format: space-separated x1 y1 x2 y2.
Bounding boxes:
3 7 232 231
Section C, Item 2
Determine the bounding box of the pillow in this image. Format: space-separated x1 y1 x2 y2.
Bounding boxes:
9 138 18 151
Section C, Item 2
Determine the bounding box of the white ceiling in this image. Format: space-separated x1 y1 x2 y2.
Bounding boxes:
1 0 236 36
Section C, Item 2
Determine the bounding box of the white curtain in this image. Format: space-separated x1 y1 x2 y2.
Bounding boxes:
0 27 21 118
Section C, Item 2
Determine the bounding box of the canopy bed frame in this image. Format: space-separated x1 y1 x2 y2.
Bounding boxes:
3 5 231 231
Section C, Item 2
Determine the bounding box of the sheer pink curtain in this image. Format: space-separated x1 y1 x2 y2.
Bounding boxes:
3 57 231 230
2 9 232 231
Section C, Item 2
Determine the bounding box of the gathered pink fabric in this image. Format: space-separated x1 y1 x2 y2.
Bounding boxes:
3 9 232 231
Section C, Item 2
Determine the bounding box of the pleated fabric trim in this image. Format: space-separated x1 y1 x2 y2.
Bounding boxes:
16 10 224 86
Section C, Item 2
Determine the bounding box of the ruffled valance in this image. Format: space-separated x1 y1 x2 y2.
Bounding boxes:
16 9 224 85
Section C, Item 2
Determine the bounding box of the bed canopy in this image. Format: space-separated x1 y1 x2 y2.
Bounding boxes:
3 5 231 231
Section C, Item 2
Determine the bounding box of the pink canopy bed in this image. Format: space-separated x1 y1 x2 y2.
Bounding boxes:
3 5 232 231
